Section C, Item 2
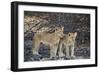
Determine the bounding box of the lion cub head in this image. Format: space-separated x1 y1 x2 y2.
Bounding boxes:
67 32 77 42
54 26 64 38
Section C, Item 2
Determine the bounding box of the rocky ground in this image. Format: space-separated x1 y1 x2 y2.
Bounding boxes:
24 39 90 62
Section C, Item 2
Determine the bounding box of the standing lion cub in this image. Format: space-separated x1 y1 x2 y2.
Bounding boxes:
32 26 64 58
58 32 77 58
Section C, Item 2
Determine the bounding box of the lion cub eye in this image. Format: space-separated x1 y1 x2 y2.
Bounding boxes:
68 33 70 36
55 28 57 31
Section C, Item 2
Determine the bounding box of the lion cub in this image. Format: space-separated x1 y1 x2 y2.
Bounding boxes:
32 26 64 58
58 32 77 58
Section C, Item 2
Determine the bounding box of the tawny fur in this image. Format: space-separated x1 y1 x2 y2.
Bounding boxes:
32 26 64 58
58 32 77 58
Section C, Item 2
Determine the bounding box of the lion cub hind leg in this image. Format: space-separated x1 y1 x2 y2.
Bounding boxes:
32 41 40 55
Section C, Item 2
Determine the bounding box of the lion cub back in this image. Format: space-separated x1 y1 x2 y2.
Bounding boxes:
33 26 64 46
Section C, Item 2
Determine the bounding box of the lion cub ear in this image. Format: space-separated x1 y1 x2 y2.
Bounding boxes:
61 26 64 30
74 32 77 36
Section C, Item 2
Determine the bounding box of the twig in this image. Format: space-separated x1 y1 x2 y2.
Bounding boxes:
24 21 42 34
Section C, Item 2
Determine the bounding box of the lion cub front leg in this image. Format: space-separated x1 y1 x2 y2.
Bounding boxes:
71 45 75 58
58 43 65 58
50 45 58 59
